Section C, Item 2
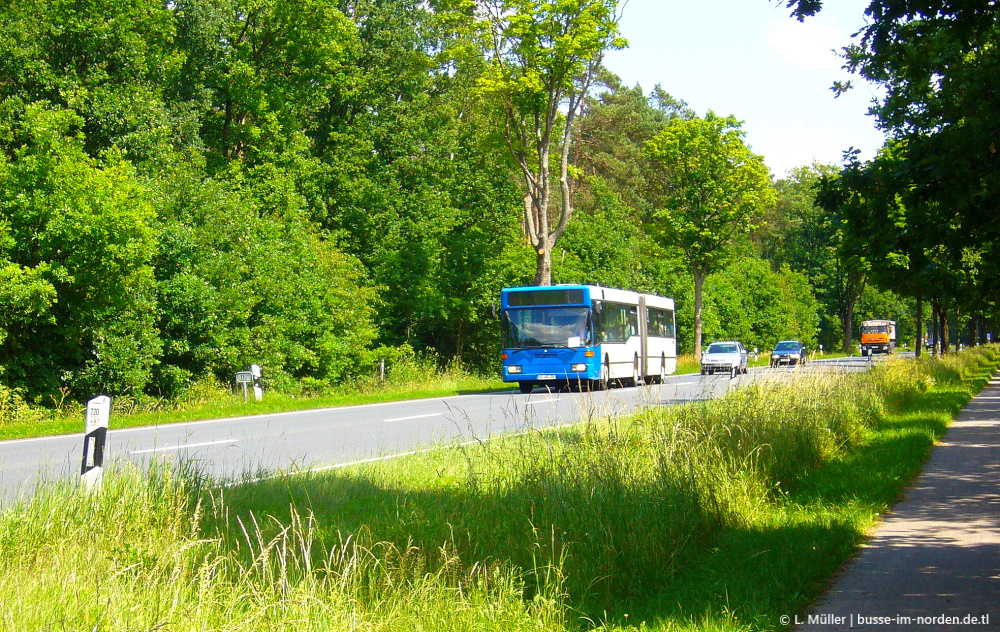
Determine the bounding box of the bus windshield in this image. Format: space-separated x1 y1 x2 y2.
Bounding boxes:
862 325 888 334
503 307 591 349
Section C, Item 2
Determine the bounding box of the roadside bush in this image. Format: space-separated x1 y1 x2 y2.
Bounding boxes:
917 345 1000 388
868 357 930 411
0 384 45 426
921 353 966 385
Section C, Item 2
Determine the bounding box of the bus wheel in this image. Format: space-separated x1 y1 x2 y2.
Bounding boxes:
518 381 533 394
597 357 611 390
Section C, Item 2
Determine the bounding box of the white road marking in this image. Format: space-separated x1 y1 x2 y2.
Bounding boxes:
672 381 696 386
0 434 81 446
101 391 514 436
524 399 557 406
383 413 443 423
128 439 239 455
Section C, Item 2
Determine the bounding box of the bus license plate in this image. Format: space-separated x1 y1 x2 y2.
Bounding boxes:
537 374 557 380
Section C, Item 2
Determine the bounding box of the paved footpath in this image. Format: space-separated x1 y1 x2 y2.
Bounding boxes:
797 373 1000 631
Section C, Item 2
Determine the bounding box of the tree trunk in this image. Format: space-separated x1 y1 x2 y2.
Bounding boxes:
533 247 552 286
980 317 988 345
941 308 950 353
915 293 923 359
956 306 961 349
842 309 854 355
931 301 939 355
839 293 858 355
693 265 706 363
968 315 977 348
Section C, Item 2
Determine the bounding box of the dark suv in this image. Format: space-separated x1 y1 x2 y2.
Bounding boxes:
770 340 807 367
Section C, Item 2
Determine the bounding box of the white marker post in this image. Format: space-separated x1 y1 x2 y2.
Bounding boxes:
81 395 110 492
250 364 263 401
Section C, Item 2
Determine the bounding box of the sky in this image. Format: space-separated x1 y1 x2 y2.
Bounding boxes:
602 0 886 178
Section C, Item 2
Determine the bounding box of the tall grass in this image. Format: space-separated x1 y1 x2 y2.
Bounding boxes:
1 347 998 630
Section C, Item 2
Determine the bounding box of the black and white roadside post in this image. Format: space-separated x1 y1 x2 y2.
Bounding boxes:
251 364 263 401
81 395 110 492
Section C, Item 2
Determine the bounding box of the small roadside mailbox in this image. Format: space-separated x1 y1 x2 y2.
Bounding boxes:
81 395 110 491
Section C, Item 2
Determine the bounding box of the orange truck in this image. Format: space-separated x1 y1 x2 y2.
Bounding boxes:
861 319 897 356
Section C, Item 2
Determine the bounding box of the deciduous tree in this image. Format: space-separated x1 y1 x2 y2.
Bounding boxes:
476 0 625 285
643 113 774 362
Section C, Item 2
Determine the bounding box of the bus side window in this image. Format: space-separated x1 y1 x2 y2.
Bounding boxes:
604 305 618 342
628 306 638 338
653 309 665 337
603 303 624 343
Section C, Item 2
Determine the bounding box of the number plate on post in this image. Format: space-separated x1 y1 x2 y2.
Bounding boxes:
235 371 254 384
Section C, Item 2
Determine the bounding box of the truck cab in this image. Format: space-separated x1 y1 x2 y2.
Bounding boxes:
860 320 897 356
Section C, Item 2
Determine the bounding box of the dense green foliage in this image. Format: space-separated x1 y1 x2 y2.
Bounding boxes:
758 165 917 352
20 0 995 408
644 113 775 359
0 0 526 402
786 0 1000 351
0 0 832 408
477 0 625 285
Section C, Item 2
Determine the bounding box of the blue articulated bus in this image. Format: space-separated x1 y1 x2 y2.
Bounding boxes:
500 285 677 393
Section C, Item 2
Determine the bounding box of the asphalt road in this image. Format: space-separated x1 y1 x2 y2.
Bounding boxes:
0 355 874 504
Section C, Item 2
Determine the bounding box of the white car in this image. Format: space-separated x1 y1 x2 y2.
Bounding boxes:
701 341 749 378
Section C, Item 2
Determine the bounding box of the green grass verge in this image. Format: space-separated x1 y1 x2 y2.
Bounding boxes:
2 347 997 631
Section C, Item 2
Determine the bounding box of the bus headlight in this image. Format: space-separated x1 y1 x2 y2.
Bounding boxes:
571 363 587 372
507 365 522 374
